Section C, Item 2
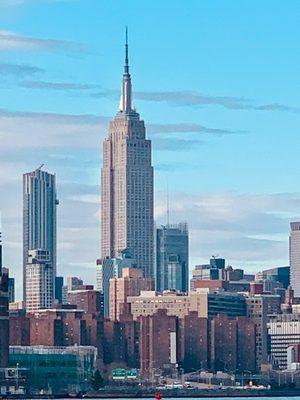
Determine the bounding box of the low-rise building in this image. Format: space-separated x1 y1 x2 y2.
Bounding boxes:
246 294 281 369
267 314 300 370
9 345 97 395
109 268 154 321
128 289 246 320
139 309 177 378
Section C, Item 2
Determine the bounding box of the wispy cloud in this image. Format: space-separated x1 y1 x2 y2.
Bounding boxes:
134 90 300 113
155 191 300 268
0 30 86 53
19 79 299 114
20 80 100 91
0 109 238 151
148 123 245 135
153 137 204 151
92 89 300 114
254 103 300 113
0 109 107 149
0 62 44 76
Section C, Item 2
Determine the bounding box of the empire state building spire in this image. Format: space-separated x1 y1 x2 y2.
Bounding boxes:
121 27 133 113
101 29 154 279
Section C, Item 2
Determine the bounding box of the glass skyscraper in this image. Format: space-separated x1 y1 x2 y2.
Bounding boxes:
156 223 189 292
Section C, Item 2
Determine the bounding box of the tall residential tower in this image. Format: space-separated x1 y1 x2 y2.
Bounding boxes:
101 32 154 278
290 221 300 297
0 232 9 367
23 167 58 303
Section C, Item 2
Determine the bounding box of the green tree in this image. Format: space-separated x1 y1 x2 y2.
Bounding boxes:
91 370 104 391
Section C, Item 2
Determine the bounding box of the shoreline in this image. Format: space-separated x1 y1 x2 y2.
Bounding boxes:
3 388 300 399
83 387 300 398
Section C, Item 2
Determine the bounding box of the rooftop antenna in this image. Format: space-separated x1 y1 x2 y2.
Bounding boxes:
36 163 44 171
124 26 129 74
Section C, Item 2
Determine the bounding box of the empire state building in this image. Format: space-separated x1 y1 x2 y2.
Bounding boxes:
101 32 154 278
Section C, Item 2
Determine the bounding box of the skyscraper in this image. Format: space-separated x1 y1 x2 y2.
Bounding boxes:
101 31 154 278
290 222 300 297
156 223 189 292
0 232 9 367
23 167 58 301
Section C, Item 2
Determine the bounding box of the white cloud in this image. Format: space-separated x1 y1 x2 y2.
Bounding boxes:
0 30 86 53
155 191 298 270
0 109 107 149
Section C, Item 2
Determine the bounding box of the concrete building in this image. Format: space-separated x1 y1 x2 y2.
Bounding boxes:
211 314 238 372
193 279 229 292
9 309 30 346
210 315 256 373
267 314 300 370
287 344 300 370
0 233 9 367
178 311 208 371
139 309 177 378
103 317 140 368
23 167 58 301
61 277 84 305
246 294 281 369
101 32 154 279
67 286 104 358
25 249 54 312
67 276 83 291
29 306 86 346
208 292 247 318
97 250 136 318
290 222 300 297
128 289 246 320
109 267 154 321
237 316 257 372
190 259 244 290
224 266 244 281
156 223 189 293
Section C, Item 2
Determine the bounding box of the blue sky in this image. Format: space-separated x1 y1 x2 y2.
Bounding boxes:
1 0 300 298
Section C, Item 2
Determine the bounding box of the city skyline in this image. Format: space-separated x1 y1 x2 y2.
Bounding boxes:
1 0 300 297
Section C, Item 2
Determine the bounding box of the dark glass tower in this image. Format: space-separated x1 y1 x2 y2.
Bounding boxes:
156 223 189 292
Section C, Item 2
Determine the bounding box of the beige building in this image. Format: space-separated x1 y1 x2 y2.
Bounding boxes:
25 249 54 313
109 267 154 321
127 289 209 321
101 33 154 278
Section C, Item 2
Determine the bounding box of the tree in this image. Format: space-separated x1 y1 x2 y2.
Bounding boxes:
90 370 104 391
